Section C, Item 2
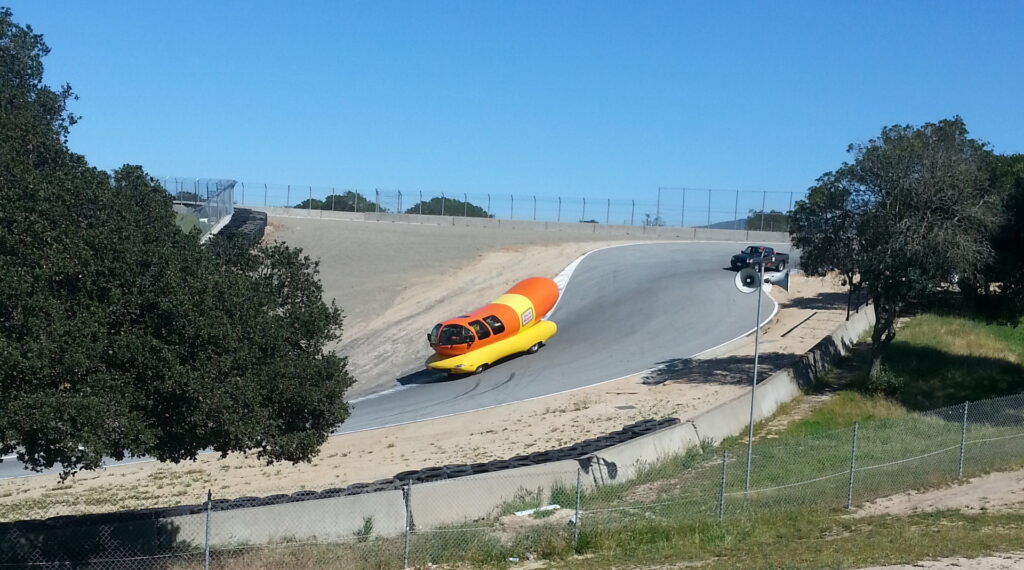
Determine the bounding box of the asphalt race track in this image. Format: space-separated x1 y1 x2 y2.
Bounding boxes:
338 241 794 433
0 240 793 479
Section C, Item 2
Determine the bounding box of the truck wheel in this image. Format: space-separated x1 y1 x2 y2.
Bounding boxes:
778 261 786 271
527 342 543 354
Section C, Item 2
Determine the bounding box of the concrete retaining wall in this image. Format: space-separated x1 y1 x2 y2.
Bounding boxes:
260 206 789 243
5 302 876 554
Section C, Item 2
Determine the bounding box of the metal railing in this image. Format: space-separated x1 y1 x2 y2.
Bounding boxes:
2 392 1022 568
215 180 802 232
161 177 236 240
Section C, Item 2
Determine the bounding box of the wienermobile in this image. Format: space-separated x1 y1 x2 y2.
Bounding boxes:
426 277 559 374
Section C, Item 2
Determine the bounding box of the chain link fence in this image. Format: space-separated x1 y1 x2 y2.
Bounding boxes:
3 393 1022 568
214 179 803 232
161 177 236 240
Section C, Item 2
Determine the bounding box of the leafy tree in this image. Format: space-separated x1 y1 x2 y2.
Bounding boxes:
405 196 492 217
789 174 863 319
746 210 789 232
789 118 1000 377
976 154 1024 320
294 197 325 209
172 191 202 202
0 8 352 477
643 213 665 227
321 191 380 212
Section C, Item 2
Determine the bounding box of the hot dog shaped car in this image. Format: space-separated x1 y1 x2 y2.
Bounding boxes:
426 277 559 374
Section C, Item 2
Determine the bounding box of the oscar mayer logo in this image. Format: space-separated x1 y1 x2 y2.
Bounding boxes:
521 308 534 326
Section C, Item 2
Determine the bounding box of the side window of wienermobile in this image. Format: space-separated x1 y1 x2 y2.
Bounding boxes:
483 315 505 335
428 323 442 344
468 320 491 340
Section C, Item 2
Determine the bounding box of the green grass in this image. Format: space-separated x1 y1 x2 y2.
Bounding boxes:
881 313 1024 409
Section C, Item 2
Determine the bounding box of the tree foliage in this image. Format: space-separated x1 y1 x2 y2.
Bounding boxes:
745 210 789 232
789 118 1001 376
294 191 382 212
405 196 492 218
0 8 353 477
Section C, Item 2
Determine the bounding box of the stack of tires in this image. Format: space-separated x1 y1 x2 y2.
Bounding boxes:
218 208 267 246
67 416 688 520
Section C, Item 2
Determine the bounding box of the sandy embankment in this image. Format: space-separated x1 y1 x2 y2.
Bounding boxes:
0 217 851 513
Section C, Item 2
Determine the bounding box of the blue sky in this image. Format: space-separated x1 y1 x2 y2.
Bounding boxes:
6 1 1023 206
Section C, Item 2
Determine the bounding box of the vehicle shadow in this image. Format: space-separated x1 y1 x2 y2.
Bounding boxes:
642 353 800 386
396 351 533 387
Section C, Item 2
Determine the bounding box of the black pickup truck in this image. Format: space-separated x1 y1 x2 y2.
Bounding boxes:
730 245 790 272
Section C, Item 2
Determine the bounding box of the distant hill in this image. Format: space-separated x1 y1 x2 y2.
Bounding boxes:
701 218 747 230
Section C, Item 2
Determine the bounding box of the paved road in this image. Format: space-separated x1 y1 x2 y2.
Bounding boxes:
338 241 793 432
0 241 792 478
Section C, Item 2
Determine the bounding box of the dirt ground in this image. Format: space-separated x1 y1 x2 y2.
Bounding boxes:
264 214 691 397
856 468 1024 517
0 219 852 515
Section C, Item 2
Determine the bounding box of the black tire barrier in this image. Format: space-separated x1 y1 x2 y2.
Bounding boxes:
508 458 534 468
343 482 371 496
443 464 473 478
624 419 659 431
290 490 319 502
210 498 232 511
259 494 290 506
468 462 490 474
394 470 421 482
226 497 260 511
417 466 448 482
318 488 346 498
526 451 557 463
655 417 681 429
483 459 511 472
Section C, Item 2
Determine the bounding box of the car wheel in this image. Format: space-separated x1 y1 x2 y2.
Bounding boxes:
474 363 488 374
527 342 543 354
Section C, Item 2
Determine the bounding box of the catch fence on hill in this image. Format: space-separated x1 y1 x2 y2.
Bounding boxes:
168 177 805 232
1 392 1023 569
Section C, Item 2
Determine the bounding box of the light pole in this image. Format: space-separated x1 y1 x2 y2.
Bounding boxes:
745 256 765 497
734 251 789 497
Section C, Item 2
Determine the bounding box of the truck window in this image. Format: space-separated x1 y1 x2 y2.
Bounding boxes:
483 315 505 335
468 320 491 340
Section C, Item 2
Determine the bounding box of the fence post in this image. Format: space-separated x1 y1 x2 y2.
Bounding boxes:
681 189 686 228
847 422 859 509
510 194 514 219
308 186 312 210
573 467 582 549
706 189 712 227
759 191 766 232
240 182 245 206
487 193 491 214
441 192 445 216
398 190 403 212
630 200 635 225
264 184 267 207
718 451 728 520
557 197 562 222
734 190 739 229
533 195 537 220
375 189 380 214
403 481 412 569
418 191 423 215
204 490 212 570
463 193 468 217
655 187 661 222
582 197 586 222
958 401 970 479
605 199 610 225
286 184 291 208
